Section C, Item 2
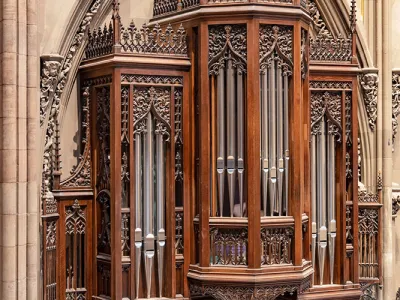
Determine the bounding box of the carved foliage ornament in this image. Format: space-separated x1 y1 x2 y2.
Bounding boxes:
120 22 187 56
41 0 103 215
133 86 171 140
361 73 379 131
259 25 293 76
393 72 400 147
97 190 111 252
311 91 342 141
393 194 400 215
46 221 57 250
307 0 352 62
190 275 312 300
209 25 247 75
96 86 111 191
61 86 92 188
40 60 62 125
121 74 183 85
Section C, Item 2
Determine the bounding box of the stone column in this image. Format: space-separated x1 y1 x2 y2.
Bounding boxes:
0 0 39 299
381 0 394 298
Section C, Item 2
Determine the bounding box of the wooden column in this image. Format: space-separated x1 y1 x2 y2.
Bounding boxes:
198 22 211 268
247 19 261 269
291 22 304 266
110 68 122 300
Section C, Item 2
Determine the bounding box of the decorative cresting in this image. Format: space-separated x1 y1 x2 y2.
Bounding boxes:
190 275 312 300
310 87 344 285
85 23 114 59
65 200 87 300
209 24 247 217
392 71 400 148
259 24 293 217
307 0 353 62
121 22 187 55
61 85 92 188
360 71 379 131
260 227 294 265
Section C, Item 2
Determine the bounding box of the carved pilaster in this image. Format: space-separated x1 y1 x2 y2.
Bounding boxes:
360 71 379 131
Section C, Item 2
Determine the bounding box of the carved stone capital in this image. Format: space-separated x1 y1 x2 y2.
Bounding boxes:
40 55 63 126
360 70 379 131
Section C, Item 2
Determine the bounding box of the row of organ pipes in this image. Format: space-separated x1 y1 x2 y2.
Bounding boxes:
215 58 245 217
213 52 290 217
311 116 337 285
260 55 290 217
134 112 166 298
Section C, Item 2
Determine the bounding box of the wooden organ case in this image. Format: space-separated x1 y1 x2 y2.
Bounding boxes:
41 0 366 299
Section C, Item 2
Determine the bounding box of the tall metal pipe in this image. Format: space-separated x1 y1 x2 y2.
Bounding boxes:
237 71 244 217
317 119 327 285
311 135 317 285
143 113 155 298
156 134 165 297
269 60 277 216
276 67 284 216
134 133 143 299
217 68 225 217
327 134 336 284
261 72 269 216
283 75 289 216
227 59 236 217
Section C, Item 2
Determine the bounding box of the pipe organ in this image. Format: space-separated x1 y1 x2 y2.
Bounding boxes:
41 0 370 299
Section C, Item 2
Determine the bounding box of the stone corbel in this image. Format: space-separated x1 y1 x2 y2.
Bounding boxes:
360 68 379 132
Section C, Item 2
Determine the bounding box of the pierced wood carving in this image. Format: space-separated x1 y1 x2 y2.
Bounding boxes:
261 227 293 265
259 24 293 75
120 23 187 56
359 208 379 278
311 91 342 141
209 25 247 75
210 228 248 265
61 86 92 188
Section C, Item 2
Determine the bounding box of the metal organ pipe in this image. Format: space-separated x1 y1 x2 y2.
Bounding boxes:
261 72 269 217
283 75 289 215
311 134 317 285
276 66 284 216
317 119 327 285
327 134 336 285
143 113 155 298
269 59 277 216
134 133 142 299
237 71 244 217
227 59 236 218
156 134 165 297
217 67 225 217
